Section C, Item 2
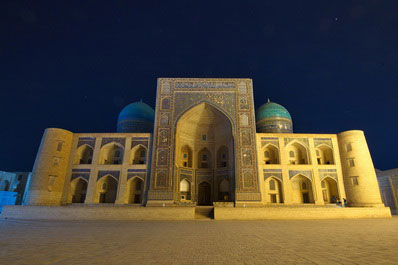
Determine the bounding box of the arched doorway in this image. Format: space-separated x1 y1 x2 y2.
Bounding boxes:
265 177 283 203
321 177 339 203
198 182 211 205
71 178 88 203
290 174 314 204
96 175 118 203
175 102 234 205
180 179 191 200
127 177 144 204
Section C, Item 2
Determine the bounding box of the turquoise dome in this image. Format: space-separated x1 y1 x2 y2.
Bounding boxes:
117 101 155 123
117 101 155 133
256 101 292 121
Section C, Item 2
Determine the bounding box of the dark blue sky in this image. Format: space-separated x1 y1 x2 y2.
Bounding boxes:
1 0 397 171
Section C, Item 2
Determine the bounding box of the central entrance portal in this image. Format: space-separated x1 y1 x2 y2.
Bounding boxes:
198 182 211 205
175 102 234 206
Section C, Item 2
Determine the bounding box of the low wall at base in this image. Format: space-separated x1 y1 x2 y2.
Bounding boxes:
214 206 392 220
0 205 195 221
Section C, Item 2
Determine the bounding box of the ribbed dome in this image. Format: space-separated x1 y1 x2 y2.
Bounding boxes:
117 101 155 133
256 100 293 133
256 101 292 121
118 101 155 123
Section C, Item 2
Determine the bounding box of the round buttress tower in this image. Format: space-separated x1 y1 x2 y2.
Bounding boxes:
337 130 384 207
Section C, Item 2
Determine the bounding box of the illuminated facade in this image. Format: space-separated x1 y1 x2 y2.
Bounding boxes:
23 78 385 210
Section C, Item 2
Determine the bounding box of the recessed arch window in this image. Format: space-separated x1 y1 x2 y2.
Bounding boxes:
269 179 276 190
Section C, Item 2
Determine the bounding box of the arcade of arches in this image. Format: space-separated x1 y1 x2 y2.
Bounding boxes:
175 103 234 205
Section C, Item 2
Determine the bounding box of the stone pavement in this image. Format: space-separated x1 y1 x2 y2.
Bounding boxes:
0 218 398 265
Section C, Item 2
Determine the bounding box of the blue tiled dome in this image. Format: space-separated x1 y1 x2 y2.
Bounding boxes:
117 101 155 133
256 100 293 133
118 101 155 123
256 101 292 121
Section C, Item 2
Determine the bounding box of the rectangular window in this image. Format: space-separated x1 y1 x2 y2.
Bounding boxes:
57 142 63 152
270 194 277 203
348 158 355 167
202 135 207 141
346 143 352 152
351 176 359 186
53 157 60 166
48 175 57 191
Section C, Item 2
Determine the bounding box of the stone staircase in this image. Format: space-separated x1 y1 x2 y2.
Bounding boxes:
195 206 214 219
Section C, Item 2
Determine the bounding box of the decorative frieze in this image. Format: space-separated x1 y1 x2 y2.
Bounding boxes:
175 81 235 89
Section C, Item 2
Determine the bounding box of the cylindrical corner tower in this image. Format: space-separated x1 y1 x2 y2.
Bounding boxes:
24 128 73 206
337 130 383 207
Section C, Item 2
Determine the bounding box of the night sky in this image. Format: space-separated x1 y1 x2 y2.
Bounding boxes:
1 1 397 171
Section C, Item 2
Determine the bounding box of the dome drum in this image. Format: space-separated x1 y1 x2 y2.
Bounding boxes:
256 117 293 133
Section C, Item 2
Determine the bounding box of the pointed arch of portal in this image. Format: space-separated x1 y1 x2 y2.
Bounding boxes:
174 100 236 132
174 102 235 205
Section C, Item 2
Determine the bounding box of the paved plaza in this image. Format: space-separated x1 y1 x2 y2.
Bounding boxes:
0 217 398 265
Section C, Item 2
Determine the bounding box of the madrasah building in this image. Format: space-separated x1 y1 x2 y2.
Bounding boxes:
2 78 391 220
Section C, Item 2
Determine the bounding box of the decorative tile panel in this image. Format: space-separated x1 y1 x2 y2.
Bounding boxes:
101 138 125 147
71 173 89 182
284 138 309 147
289 170 313 180
77 137 96 148
264 173 283 182
97 170 120 181
314 138 333 148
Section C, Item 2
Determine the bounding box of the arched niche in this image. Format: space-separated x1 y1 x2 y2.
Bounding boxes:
175 102 234 205
70 178 88 203
198 148 212 169
99 142 124 165
96 175 118 203
218 179 230 201
316 145 334 165
263 144 279 164
217 146 228 168
290 174 314 204
321 177 339 203
130 145 147 165
126 177 144 204
265 177 283 203
179 145 193 168
286 142 309 165
74 144 93 165
0 180 10 191
179 179 191 200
